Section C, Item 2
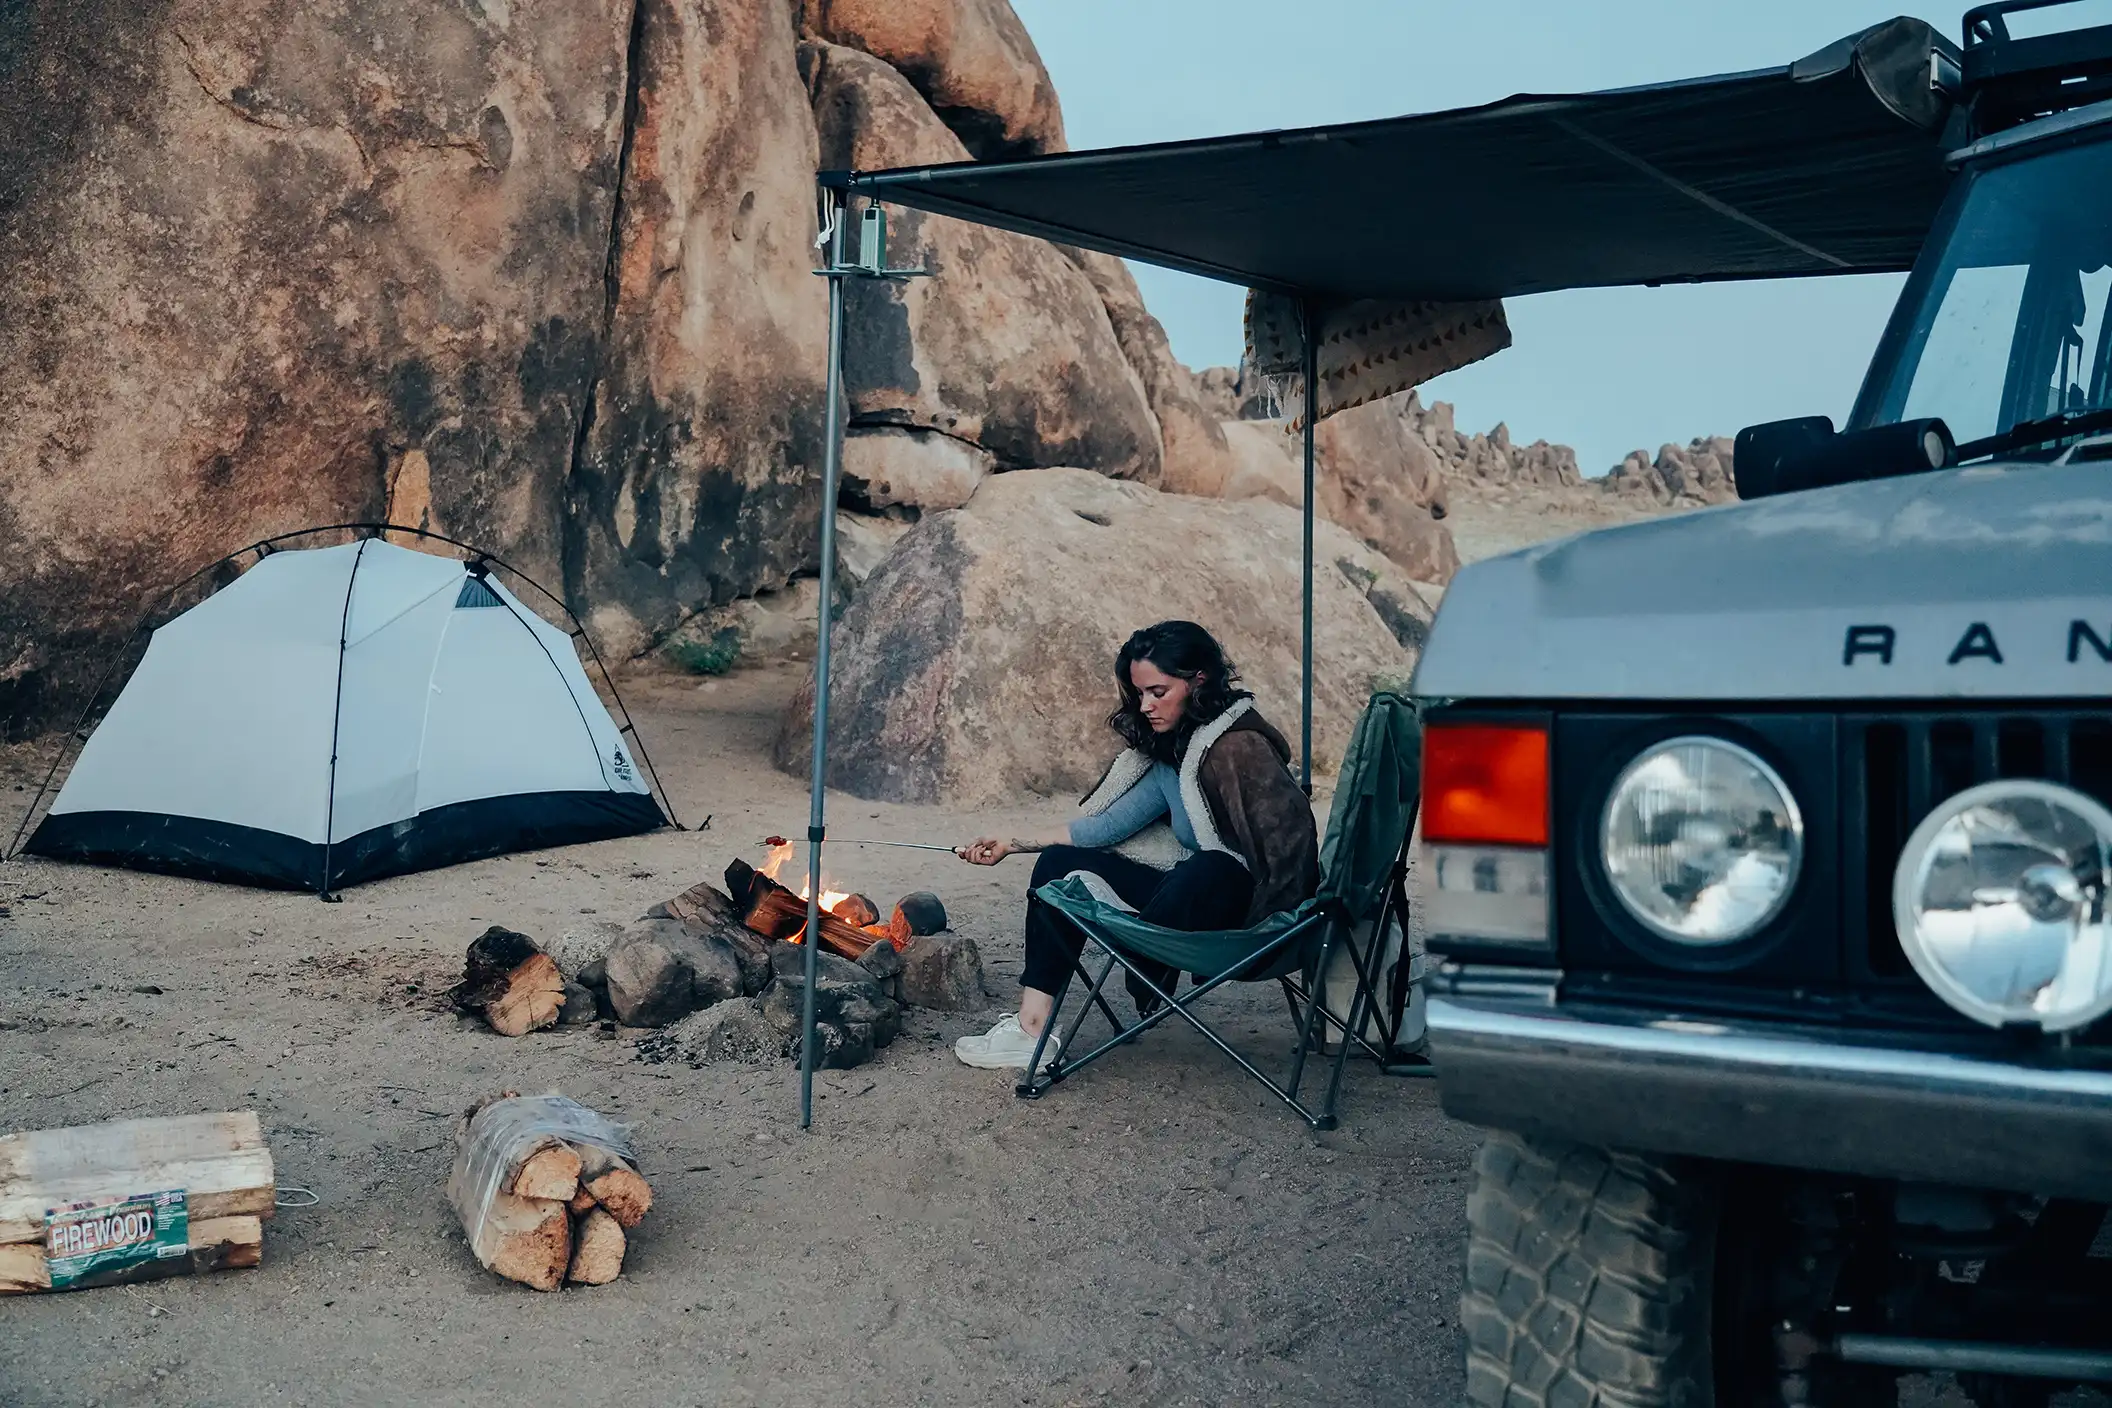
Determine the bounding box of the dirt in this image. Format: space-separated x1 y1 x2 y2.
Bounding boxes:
0 630 2093 1408
0 660 1480 1408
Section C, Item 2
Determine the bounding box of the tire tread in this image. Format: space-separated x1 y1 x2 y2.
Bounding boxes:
1462 1133 1715 1408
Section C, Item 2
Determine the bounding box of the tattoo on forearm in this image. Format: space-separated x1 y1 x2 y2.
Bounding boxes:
1009 839 1046 854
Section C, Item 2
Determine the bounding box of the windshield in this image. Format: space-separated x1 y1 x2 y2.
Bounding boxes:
1854 138 2112 452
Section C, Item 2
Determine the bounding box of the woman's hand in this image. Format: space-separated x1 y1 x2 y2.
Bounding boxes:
957 837 1014 866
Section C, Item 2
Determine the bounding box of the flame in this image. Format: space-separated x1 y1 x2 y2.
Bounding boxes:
759 840 853 930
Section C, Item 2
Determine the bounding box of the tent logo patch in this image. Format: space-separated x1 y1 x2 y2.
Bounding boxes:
610 747 634 783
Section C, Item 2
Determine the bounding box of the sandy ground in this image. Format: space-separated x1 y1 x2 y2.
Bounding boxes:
0 661 1482 1408
1 586 2095 1408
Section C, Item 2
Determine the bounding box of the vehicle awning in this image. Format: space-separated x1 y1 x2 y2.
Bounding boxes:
822 16 1961 303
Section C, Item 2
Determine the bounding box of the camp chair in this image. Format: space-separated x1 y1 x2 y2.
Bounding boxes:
1016 692 1425 1130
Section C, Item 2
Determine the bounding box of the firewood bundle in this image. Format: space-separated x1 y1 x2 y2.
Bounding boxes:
446 1094 651 1291
0 1112 274 1294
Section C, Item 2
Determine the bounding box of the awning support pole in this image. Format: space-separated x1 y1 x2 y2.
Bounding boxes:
1299 299 1318 795
798 188 930 1130
800 190 851 1130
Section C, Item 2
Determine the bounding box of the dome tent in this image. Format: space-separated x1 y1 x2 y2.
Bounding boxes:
22 536 668 892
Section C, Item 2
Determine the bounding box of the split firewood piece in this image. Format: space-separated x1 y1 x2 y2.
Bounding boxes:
466 1192 570 1292
446 1105 575 1292
576 1146 653 1229
567 1188 597 1215
451 927 566 1037
0 1112 275 1250
508 1144 581 1202
566 1207 626 1286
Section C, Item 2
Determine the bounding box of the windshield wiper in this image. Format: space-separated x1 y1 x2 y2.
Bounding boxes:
1953 406 2112 463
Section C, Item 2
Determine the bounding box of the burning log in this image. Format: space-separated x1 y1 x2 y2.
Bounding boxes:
725 859 885 961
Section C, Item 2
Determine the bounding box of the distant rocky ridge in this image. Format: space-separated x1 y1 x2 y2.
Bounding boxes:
1193 366 1740 514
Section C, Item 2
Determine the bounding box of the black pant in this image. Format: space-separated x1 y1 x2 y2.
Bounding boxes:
1021 846 1254 1011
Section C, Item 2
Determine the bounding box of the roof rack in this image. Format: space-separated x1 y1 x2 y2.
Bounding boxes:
1962 0 2112 135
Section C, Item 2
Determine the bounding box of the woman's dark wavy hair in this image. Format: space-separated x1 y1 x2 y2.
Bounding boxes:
1108 621 1250 763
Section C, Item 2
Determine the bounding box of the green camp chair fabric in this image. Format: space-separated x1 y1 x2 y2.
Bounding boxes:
1033 876 1326 982
1318 692 1421 923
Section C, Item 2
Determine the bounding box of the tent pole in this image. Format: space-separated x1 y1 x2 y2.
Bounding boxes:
800 189 850 1130
1299 299 1318 795
317 535 374 902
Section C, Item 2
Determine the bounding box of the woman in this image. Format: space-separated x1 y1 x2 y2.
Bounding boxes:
952 621 1319 1072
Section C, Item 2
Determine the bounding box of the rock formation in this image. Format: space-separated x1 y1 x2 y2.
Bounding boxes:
2 0 1734 746
1185 372 1458 584
772 468 1432 805
1601 437 1738 505
800 0 1065 160
1 0 830 733
802 41 1161 490
1194 364 1739 560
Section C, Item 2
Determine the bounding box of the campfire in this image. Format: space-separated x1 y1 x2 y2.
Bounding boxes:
727 843 894 961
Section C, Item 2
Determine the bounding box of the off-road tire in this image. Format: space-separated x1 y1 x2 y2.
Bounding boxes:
1462 1132 1717 1407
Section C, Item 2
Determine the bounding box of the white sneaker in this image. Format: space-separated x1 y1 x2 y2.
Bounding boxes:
954 1014 1061 1072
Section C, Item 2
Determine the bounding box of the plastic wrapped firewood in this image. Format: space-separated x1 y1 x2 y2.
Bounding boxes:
447 1095 641 1291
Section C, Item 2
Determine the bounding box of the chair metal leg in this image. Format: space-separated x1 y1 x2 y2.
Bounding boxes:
1017 947 1126 1098
1320 971 1370 1124
1018 918 1354 1129
1284 926 1334 1114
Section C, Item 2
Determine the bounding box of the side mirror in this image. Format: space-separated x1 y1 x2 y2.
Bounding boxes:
1734 416 1954 500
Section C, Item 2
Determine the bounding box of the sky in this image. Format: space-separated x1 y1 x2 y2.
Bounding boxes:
1012 1 2112 475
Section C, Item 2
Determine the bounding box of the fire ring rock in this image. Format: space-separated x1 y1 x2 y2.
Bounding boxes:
900 933 986 1011
603 919 745 1028
889 892 948 943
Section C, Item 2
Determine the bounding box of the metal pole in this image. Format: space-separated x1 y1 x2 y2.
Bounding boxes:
800 189 850 1130
1299 300 1318 794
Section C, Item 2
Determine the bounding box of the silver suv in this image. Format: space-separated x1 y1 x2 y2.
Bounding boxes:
1418 4 2112 1403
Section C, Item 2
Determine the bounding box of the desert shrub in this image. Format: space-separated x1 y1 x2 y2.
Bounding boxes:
667 627 743 676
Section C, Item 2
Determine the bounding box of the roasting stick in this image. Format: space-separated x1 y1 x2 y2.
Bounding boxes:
763 834 960 854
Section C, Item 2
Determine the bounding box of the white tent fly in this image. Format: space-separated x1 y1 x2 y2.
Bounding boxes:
24 538 667 893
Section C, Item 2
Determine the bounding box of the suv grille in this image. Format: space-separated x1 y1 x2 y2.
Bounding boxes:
1843 712 2112 984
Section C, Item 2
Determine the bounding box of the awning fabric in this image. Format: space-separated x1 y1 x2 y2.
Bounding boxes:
823 17 1960 304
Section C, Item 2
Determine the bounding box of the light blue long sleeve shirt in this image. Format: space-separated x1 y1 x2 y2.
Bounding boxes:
1068 762 1198 850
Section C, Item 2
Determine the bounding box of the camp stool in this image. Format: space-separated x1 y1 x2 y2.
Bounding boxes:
1016 692 1428 1130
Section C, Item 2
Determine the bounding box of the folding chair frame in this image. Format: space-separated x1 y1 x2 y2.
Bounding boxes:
1014 901 1395 1132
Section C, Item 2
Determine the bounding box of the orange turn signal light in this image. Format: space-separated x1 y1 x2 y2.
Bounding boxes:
1423 723 1549 847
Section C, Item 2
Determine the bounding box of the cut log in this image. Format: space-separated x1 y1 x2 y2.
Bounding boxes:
508 1145 581 1202
566 1207 626 1286
466 1191 570 1292
567 1188 597 1215
0 1112 275 1249
451 927 566 1037
583 1168 652 1229
0 1213 264 1295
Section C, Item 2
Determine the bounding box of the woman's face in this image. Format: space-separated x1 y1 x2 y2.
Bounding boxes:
1129 658 1193 734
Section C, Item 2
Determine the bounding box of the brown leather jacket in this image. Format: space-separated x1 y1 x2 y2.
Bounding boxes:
1193 708 1320 925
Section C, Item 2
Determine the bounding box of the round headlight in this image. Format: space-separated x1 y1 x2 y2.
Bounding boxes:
1601 737 1804 945
1892 780 2112 1032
